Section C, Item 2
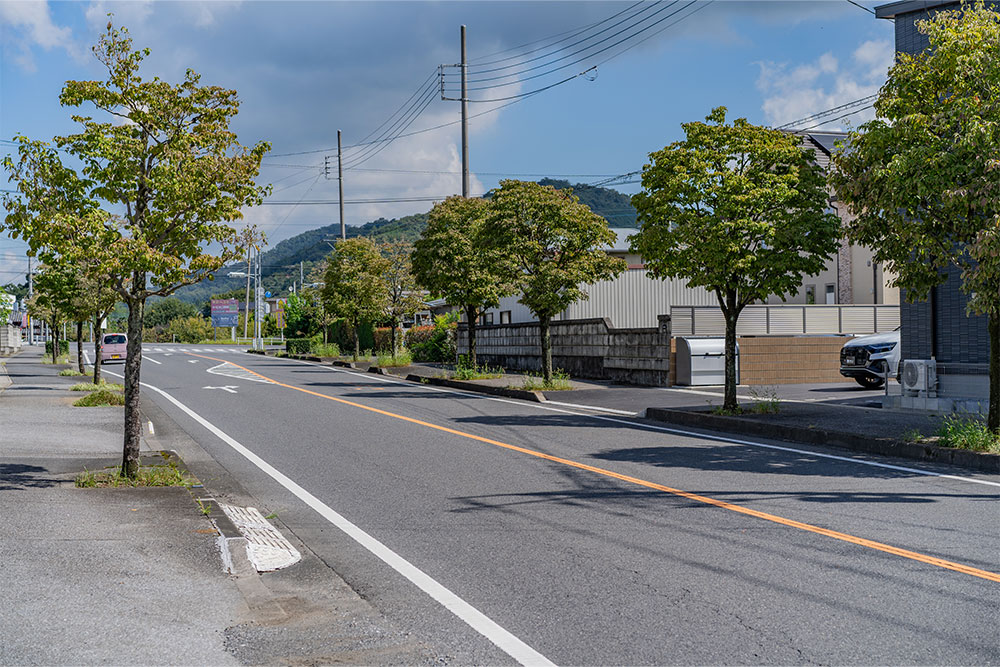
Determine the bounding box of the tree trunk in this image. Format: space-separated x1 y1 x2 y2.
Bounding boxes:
76 321 84 374
540 313 552 385
391 323 398 358
352 318 360 362
50 321 57 364
723 291 740 413
465 304 478 368
989 312 999 432
93 312 103 385
121 284 145 480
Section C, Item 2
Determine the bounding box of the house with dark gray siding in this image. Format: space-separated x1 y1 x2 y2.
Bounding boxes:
876 0 998 410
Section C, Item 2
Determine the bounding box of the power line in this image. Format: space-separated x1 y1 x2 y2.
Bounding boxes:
775 94 878 130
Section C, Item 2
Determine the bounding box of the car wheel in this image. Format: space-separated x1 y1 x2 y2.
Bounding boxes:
856 375 884 389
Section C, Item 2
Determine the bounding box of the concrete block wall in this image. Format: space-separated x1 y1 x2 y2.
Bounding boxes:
738 336 852 385
458 318 671 386
0 325 22 356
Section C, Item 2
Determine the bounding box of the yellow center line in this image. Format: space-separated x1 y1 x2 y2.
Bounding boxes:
187 352 1000 585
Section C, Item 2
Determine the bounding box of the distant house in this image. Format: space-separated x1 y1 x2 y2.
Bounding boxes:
875 0 998 410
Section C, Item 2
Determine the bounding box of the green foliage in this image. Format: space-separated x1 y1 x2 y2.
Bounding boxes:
167 316 213 343
70 381 124 392
311 342 340 358
829 2 1000 431
380 241 424 354
144 298 200 329
73 388 126 406
414 196 511 329
518 369 572 391
375 350 413 367
75 464 193 488
59 368 86 377
484 180 625 382
631 107 839 410
284 292 318 338
486 180 625 321
285 338 311 355
538 178 638 227
747 386 781 414
45 339 70 356
322 237 388 359
936 414 1000 453
453 357 504 380
408 313 457 362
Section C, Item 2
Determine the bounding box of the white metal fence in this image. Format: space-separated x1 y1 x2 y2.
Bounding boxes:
670 304 900 336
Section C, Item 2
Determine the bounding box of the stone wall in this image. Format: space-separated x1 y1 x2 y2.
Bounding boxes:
0 325 22 356
737 335 853 385
457 316 671 386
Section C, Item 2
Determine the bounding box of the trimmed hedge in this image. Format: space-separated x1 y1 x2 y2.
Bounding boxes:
286 338 311 355
45 340 70 356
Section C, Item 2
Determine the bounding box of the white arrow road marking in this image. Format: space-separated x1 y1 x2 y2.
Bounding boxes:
203 385 239 393
188 359 199 364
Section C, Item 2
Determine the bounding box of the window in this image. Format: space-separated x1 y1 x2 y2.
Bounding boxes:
500 311 511 324
825 284 836 304
479 312 494 326
804 285 816 305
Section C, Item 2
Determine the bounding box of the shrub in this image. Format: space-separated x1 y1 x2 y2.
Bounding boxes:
286 338 311 355
376 349 412 367
374 327 393 353
167 316 212 343
410 313 457 363
405 325 435 348
74 388 125 406
45 340 70 356
936 415 1000 453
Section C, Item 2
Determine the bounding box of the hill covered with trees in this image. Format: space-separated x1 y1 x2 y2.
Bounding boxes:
173 179 635 305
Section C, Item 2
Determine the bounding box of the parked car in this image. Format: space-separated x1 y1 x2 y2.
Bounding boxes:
100 333 128 364
839 329 900 388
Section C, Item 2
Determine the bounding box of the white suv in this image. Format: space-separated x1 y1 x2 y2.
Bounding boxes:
839 329 900 389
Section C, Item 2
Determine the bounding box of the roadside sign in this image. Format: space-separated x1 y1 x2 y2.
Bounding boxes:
211 299 239 328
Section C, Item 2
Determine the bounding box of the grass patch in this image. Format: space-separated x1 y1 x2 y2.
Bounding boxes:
518 370 573 391
59 368 86 377
936 415 1000 453
70 381 124 392
746 385 780 414
73 388 125 406
75 464 194 488
902 428 926 443
312 343 341 358
376 350 412 367
41 355 71 365
455 364 504 380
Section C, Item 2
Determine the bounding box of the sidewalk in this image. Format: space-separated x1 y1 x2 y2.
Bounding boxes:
0 348 243 665
0 348 443 665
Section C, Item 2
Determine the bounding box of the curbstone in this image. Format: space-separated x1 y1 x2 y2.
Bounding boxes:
643 407 1000 474
404 374 546 402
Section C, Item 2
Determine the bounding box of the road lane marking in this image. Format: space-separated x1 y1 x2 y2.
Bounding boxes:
144 356 162 365
204 385 239 394
100 366 554 667
276 357 1000 491
186 353 1000 585
543 400 637 415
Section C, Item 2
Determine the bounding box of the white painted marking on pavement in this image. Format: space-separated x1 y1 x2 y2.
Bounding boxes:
147 420 155 435
188 359 199 364
115 373 554 667
274 359 1000 490
543 400 637 416
144 356 162 365
203 385 239 394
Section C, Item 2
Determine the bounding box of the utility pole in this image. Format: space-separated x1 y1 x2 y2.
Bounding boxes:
461 25 469 198
254 245 263 350
300 261 304 291
243 243 252 340
338 129 345 240
27 255 33 345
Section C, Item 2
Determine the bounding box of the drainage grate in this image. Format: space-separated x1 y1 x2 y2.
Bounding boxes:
219 504 301 572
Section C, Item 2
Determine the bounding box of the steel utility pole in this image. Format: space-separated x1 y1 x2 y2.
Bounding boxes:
461 25 469 198
27 255 33 345
243 243 252 340
338 130 346 240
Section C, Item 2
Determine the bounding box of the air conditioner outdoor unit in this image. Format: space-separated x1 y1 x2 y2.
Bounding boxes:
902 359 937 397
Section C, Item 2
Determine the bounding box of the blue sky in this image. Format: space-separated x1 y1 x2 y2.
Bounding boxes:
0 0 894 284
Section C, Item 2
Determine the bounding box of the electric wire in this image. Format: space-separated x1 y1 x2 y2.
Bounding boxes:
775 94 878 130
340 84 440 169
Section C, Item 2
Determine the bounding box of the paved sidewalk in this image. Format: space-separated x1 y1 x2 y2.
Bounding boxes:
0 347 244 665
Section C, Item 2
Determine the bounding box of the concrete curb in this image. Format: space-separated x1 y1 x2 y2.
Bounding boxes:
0 359 11 392
644 407 1000 474
405 374 546 403
332 360 357 369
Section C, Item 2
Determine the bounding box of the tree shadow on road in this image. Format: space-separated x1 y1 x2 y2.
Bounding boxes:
0 463 62 490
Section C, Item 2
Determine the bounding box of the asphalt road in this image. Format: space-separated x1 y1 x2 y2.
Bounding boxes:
111 345 1000 665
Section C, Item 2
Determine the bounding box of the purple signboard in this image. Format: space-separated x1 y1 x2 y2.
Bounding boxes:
210 299 239 328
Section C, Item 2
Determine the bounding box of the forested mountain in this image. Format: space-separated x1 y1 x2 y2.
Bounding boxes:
173 179 635 305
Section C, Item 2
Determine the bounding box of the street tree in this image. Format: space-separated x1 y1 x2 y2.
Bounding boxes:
2 21 269 478
484 180 625 384
632 107 839 412
380 241 423 356
413 196 511 367
321 237 388 361
28 266 74 364
830 2 1000 431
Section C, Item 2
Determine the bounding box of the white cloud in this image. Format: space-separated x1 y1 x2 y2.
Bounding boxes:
0 0 84 71
756 39 893 130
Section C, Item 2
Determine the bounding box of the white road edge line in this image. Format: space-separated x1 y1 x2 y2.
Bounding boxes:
100 367 553 667
543 400 637 416
145 356 163 365
270 358 1000 490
